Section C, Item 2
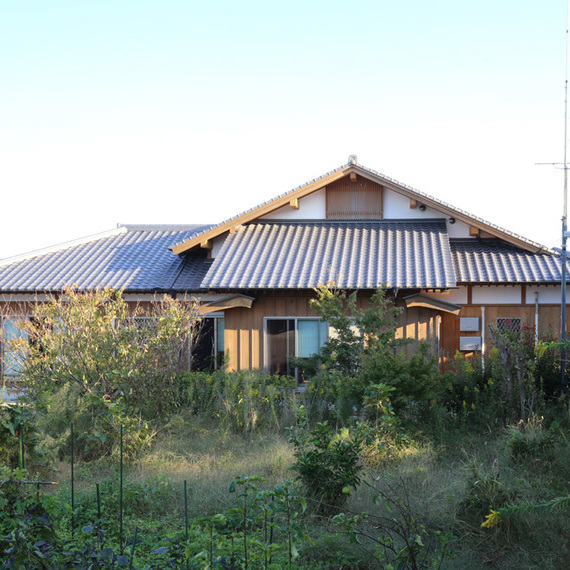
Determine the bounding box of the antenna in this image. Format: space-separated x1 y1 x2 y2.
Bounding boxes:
562 0 569 384
538 4 570 382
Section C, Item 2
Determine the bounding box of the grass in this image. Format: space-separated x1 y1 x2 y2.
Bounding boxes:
14 412 570 568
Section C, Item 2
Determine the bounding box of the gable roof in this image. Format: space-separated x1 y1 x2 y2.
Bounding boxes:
171 161 548 256
0 162 564 295
0 225 212 293
201 220 456 290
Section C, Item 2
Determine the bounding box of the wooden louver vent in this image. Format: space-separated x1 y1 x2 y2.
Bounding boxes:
326 176 383 220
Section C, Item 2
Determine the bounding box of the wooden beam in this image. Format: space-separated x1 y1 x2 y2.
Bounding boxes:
200 239 213 250
289 198 299 209
350 172 357 183
171 169 349 255
410 198 417 209
469 226 480 237
199 295 255 315
353 169 547 253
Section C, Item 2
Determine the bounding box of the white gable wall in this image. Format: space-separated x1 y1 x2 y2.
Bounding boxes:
261 189 326 220
383 188 471 237
260 186 471 237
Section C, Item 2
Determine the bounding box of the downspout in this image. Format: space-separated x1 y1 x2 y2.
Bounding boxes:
535 291 539 344
481 306 486 372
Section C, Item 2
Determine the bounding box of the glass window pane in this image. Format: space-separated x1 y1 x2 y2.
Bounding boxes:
319 321 328 349
267 319 294 376
216 318 225 367
297 320 320 358
3 318 28 375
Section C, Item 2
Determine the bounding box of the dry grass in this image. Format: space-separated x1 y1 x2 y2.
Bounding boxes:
38 415 570 569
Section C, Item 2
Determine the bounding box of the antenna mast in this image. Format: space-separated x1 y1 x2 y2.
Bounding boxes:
562 0 569 383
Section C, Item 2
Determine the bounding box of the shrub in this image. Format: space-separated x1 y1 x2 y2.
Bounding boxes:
36 384 157 461
457 459 517 527
302 285 452 426
504 415 558 468
288 408 365 512
447 350 505 428
2 288 201 419
0 402 44 468
184 369 297 434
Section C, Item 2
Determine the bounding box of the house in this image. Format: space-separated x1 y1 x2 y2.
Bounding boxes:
0 158 567 393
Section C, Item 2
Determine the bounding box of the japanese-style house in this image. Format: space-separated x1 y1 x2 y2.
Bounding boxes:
0 158 567 394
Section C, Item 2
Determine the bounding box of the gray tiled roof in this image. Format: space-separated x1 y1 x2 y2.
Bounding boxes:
0 223 564 295
450 239 564 283
0 225 212 292
201 220 456 289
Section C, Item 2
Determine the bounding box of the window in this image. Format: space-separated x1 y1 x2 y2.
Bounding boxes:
1 317 30 399
193 316 225 371
496 317 522 337
265 318 328 378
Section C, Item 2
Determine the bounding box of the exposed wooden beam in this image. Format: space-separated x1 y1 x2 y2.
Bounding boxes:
350 172 358 183
403 293 462 315
289 198 299 209
469 226 480 237
201 239 213 250
199 295 255 315
410 198 417 209
172 163 547 255
171 168 348 255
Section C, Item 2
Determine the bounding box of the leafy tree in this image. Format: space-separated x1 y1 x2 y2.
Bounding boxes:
301 285 449 422
1 288 201 419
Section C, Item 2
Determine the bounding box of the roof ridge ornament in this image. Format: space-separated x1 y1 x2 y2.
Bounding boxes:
348 154 358 165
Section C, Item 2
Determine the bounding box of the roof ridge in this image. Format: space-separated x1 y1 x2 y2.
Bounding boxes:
0 226 128 266
250 218 447 225
353 163 550 253
120 224 212 232
171 161 550 254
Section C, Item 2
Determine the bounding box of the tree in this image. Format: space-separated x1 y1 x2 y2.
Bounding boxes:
1 288 201 418
303 285 449 422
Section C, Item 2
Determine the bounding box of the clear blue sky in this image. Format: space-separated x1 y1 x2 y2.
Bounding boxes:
0 1 567 258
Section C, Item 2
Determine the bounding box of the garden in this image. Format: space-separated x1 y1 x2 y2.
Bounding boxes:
2 286 570 568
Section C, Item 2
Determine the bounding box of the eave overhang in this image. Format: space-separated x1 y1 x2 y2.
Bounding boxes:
171 163 548 256
403 293 462 315
171 166 353 255
198 294 255 315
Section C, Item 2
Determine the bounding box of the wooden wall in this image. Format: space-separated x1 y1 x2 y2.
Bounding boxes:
224 292 324 371
439 296 568 369
224 289 570 373
223 291 442 371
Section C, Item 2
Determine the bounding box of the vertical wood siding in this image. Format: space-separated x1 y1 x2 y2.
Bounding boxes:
326 176 384 220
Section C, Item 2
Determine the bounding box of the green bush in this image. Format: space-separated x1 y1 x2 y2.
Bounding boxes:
184 369 297 434
447 350 505 428
0 402 44 468
37 384 157 462
504 415 558 468
5 288 200 420
288 408 364 512
457 459 517 527
301 286 453 427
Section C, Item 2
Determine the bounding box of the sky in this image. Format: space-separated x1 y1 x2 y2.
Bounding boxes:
0 1 568 259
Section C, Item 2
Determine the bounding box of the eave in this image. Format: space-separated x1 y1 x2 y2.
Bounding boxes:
171 165 354 255
171 163 548 256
